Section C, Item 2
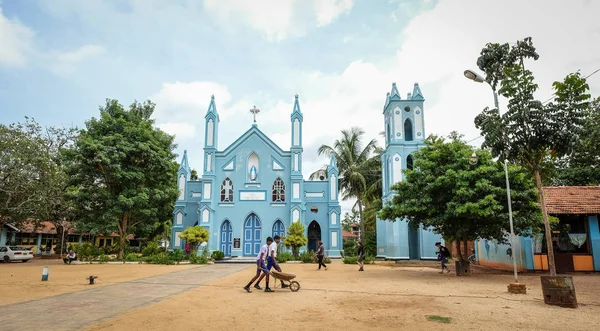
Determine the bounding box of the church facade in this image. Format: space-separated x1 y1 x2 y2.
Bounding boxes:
171 95 342 257
376 82 445 260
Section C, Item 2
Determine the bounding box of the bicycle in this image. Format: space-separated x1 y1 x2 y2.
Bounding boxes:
467 249 477 265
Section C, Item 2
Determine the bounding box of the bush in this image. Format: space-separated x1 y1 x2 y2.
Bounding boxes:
189 254 209 264
142 242 162 257
170 249 185 264
277 251 294 263
343 256 375 264
211 250 225 261
74 242 100 261
145 252 174 265
98 254 110 263
300 250 315 263
125 253 139 262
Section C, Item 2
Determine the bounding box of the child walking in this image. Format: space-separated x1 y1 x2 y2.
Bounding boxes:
315 240 328 270
243 237 273 292
435 242 451 274
357 241 365 271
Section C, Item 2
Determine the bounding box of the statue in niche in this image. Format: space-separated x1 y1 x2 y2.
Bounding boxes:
249 165 258 181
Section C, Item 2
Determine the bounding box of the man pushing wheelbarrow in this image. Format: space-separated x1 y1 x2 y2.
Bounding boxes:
243 236 301 293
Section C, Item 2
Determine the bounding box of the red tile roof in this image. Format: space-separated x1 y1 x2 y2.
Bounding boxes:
543 186 600 215
342 230 358 239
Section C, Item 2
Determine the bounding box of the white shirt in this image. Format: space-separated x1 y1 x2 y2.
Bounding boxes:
268 242 278 258
256 244 268 261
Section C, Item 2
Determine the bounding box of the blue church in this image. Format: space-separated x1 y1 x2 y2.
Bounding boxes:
171 95 342 257
376 82 444 260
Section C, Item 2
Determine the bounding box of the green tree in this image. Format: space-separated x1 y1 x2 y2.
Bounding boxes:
309 127 378 242
65 99 179 259
474 37 592 276
0 117 78 255
554 97 600 186
283 221 308 259
379 133 541 263
178 226 209 255
190 169 199 181
0 118 51 225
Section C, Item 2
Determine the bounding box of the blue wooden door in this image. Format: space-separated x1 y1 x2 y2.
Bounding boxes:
220 220 232 256
272 220 285 238
244 214 262 256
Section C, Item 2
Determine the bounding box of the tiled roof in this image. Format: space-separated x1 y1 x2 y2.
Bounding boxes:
543 186 600 215
342 230 358 239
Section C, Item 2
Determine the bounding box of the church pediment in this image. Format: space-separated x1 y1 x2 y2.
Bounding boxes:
218 126 289 158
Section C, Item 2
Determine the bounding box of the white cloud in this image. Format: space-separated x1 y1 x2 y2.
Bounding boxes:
202 0 353 42
47 44 106 76
315 0 353 27
0 7 35 67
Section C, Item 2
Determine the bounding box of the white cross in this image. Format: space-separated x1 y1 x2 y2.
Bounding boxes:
224 180 232 192
250 106 260 123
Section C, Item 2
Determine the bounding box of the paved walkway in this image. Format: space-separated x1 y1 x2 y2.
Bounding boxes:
1 264 248 331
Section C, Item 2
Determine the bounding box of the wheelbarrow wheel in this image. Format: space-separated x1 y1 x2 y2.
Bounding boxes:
289 281 300 292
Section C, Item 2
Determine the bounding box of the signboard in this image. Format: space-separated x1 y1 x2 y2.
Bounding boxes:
240 191 266 201
233 238 241 249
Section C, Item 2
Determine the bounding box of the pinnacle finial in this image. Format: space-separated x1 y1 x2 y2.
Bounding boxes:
211 94 215 100
295 94 298 99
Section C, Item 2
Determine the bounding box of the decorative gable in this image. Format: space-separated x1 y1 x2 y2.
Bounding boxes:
223 157 235 171
272 156 284 171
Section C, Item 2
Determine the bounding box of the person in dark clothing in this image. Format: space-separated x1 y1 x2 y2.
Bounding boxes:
357 241 365 271
435 242 451 274
315 241 328 270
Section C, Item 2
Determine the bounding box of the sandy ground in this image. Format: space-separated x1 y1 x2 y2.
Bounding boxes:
0 258 197 305
83 261 600 331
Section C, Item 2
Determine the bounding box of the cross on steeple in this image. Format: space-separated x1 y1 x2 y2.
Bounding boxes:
250 106 260 123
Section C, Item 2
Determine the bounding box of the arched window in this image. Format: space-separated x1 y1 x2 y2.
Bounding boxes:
220 178 233 202
404 119 413 141
407 154 414 170
272 178 285 202
387 122 392 143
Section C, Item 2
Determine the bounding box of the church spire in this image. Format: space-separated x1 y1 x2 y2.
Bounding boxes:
292 94 302 115
390 82 401 99
205 94 217 117
412 83 424 100
179 150 191 174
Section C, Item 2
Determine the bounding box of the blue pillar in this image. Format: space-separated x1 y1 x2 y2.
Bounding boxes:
588 215 600 272
520 236 534 270
0 227 6 246
79 235 83 244
36 234 42 254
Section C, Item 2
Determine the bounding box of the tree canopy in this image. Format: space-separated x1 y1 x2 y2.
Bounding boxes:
65 99 179 258
473 37 593 276
379 133 541 259
178 226 209 254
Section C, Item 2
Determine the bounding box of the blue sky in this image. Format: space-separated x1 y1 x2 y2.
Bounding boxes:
1 0 599 214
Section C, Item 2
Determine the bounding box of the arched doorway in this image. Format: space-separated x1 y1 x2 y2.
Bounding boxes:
272 220 285 238
244 213 262 256
220 220 232 257
307 221 321 252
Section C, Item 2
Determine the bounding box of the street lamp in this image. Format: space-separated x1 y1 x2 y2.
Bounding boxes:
469 152 478 165
464 69 519 284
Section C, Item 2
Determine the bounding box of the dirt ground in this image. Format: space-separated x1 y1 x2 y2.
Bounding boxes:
83 261 600 331
0 258 197 305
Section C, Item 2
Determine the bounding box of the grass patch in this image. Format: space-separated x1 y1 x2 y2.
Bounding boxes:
426 315 452 324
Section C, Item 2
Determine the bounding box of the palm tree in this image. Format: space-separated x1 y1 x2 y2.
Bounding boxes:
309 127 378 241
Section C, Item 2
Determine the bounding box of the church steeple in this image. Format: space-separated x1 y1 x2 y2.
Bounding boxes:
204 95 219 149
290 94 303 149
179 150 191 175
390 82 401 98
412 83 424 100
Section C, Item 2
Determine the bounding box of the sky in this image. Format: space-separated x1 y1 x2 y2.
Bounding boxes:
1 0 599 216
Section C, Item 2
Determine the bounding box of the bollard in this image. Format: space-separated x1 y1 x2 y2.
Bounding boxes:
41 266 49 281
87 275 98 285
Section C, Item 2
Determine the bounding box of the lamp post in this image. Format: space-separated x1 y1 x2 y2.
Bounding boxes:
464 69 519 284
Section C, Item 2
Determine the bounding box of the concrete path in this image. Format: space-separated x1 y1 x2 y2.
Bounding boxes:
1 264 248 331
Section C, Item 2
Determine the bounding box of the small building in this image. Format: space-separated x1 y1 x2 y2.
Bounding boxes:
476 186 600 272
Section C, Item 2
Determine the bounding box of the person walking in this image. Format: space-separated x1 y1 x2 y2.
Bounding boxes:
254 235 288 289
435 242 451 274
243 237 273 293
357 241 365 271
315 240 328 270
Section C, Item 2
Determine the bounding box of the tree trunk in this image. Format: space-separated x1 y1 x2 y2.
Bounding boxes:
456 240 463 261
54 223 65 256
357 199 365 243
535 168 557 277
463 239 468 261
117 214 129 260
